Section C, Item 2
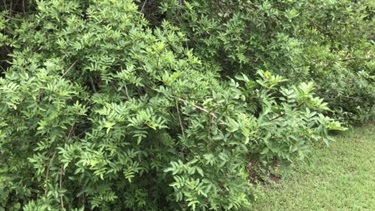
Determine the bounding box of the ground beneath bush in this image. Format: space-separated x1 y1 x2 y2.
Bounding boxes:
252 123 375 210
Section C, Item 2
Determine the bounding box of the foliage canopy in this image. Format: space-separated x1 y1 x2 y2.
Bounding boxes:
0 0 372 210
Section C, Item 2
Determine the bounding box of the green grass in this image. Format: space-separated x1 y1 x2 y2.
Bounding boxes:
251 123 375 211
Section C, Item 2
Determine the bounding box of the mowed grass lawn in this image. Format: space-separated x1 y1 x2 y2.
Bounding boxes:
251 123 375 210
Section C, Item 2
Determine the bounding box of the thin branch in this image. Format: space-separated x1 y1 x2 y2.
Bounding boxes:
120 66 131 99
22 0 25 14
45 152 57 196
9 1 12 17
89 76 97 92
59 164 65 210
141 0 148 13
66 123 75 143
61 60 78 77
124 83 131 99
270 103 303 121
3 45 12 53
175 99 185 137
178 98 218 119
338 57 373 62
3 0 7 11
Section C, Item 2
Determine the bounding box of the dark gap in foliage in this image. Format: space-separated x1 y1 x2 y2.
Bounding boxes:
0 0 37 76
0 0 36 16
136 0 166 28
0 45 11 76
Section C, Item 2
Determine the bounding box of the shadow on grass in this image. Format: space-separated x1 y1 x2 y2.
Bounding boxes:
252 122 375 210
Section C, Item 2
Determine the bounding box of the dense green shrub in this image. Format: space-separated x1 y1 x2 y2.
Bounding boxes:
295 1 375 123
0 0 359 210
155 0 375 123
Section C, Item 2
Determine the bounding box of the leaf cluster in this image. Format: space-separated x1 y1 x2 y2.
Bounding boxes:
155 0 375 123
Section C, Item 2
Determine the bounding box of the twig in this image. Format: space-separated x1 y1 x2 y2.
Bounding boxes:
124 83 131 99
66 123 75 143
141 0 148 13
120 66 131 99
175 99 185 136
178 98 218 119
270 103 303 121
338 57 373 62
89 76 97 92
59 164 65 210
61 60 78 77
45 152 57 196
22 0 25 14
3 0 7 12
9 1 12 17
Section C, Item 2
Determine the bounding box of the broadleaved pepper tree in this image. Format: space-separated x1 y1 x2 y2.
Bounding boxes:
0 0 367 210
